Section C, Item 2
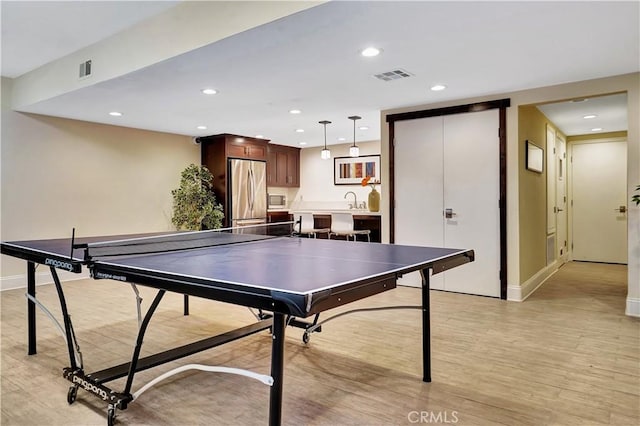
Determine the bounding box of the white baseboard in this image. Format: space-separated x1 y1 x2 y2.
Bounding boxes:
507 260 560 302
626 297 640 317
1 270 90 291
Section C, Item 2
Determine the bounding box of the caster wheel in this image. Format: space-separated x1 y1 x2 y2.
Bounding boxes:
107 406 116 426
302 332 310 344
67 386 77 405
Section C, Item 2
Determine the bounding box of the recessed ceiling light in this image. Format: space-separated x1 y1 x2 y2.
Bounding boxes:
295 129 304 133
201 88 217 95
196 125 207 130
591 127 603 132
361 47 381 57
109 111 122 116
359 126 369 131
255 134 264 139
299 142 307 146
338 137 346 141
430 84 447 91
289 109 301 114
572 98 588 103
583 114 597 119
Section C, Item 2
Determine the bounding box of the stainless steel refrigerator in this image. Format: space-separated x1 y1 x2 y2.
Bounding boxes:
228 158 267 228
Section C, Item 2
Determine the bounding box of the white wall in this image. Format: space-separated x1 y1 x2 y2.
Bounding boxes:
297 140 381 207
1 77 199 284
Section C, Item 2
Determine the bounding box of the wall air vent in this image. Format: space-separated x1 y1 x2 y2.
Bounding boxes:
79 60 92 79
373 69 413 82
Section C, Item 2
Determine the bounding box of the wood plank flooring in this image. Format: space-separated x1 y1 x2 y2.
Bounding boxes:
1 261 637 425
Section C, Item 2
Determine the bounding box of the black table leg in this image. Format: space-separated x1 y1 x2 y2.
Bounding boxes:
269 313 285 426
183 294 189 316
27 262 36 355
420 268 431 382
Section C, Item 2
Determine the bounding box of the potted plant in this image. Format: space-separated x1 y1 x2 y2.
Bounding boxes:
633 184 640 206
171 164 224 230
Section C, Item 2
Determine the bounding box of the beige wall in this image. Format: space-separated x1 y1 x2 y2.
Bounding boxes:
1 77 199 280
567 131 628 143
517 106 564 282
381 73 639 315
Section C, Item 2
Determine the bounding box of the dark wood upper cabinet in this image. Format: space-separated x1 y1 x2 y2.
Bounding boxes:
199 134 270 227
266 144 300 188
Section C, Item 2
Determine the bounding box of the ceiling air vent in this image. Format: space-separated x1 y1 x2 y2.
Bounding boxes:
79 60 92 79
373 69 413 82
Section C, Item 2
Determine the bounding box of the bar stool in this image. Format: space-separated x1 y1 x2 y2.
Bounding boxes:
293 212 330 238
328 212 370 242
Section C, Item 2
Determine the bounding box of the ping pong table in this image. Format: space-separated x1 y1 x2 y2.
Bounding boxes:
1 227 474 425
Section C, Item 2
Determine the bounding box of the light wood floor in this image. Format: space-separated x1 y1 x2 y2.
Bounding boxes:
1 261 637 425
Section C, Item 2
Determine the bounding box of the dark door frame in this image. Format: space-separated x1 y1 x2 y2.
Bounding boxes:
386 98 510 299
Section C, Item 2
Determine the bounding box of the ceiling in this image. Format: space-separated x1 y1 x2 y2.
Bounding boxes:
2 1 637 147
0 1 180 78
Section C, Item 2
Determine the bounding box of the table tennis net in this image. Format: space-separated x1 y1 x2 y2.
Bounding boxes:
85 221 295 259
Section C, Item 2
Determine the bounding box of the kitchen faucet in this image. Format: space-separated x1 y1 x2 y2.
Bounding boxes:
344 191 358 209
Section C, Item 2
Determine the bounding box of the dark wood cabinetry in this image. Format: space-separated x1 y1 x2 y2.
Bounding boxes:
313 214 381 243
267 144 300 187
200 134 270 227
267 211 292 223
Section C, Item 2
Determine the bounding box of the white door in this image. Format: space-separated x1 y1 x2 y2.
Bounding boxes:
394 116 444 290
546 126 557 234
572 140 627 263
394 109 500 297
555 136 568 260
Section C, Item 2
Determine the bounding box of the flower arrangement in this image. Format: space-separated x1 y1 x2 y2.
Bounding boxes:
362 176 380 212
361 176 378 190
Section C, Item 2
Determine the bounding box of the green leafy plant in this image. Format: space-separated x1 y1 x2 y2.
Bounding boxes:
633 184 640 206
171 164 224 230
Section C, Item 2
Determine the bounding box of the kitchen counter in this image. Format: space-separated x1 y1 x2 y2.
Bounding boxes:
288 209 382 216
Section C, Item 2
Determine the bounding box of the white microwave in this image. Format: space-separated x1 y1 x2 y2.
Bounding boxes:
268 194 287 209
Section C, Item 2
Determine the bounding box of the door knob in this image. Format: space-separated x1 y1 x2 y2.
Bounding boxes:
444 208 457 219
557 208 564 212
615 206 627 213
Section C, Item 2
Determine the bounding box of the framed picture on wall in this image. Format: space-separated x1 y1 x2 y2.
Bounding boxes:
526 140 544 173
334 155 381 185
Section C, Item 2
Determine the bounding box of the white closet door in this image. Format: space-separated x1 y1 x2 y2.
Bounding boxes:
394 116 444 289
442 110 500 297
394 109 500 297
556 136 568 260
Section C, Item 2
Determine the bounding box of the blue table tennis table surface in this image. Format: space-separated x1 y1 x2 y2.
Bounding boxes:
2 233 473 317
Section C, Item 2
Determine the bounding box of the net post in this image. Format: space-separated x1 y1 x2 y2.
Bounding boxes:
69 228 75 259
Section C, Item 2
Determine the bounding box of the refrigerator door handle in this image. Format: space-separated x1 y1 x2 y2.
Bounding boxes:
247 167 254 212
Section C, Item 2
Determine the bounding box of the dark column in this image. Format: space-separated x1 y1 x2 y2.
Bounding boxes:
27 262 36 355
420 268 431 382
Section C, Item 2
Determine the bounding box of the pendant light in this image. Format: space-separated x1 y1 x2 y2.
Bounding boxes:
348 115 361 157
319 120 331 160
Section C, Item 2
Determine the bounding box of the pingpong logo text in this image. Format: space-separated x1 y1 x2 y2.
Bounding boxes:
72 375 109 401
407 411 459 424
44 258 74 271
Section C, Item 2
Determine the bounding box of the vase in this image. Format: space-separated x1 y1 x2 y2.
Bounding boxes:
368 187 380 212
